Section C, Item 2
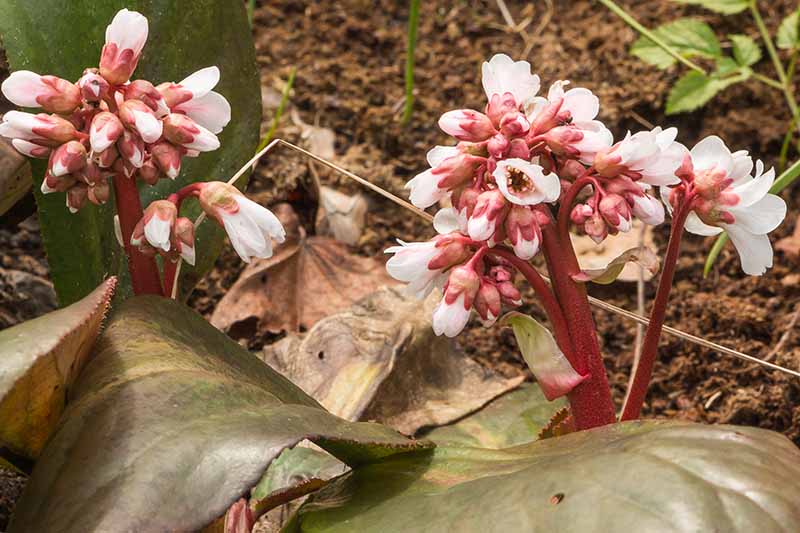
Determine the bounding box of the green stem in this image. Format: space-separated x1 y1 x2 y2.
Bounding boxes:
255 67 296 154
597 0 707 74
750 1 800 134
402 0 420 125
752 71 785 90
778 121 795 173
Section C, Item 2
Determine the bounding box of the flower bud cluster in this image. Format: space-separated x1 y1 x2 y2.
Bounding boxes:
1 9 231 213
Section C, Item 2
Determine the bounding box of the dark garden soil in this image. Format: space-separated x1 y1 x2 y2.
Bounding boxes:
2 0 800 526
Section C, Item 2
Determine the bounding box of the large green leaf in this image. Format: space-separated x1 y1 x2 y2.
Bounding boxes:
0 0 261 304
288 421 800 532
8 296 430 532
0 278 115 462
666 70 743 114
631 18 722 70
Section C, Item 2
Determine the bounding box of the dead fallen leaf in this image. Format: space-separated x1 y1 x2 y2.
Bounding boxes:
776 214 800 260
210 204 398 338
572 246 660 285
571 220 656 282
261 286 524 435
315 186 367 246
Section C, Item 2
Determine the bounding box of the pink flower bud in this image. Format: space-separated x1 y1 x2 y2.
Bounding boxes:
41 172 76 194
0 111 78 146
1 71 81 114
49 140 87 177
125 79 170 118
570 203 594 225
474 279 502 325
584 211 608 244
117 129 145 168
88 180 111 205
468 189 508 242
99 9 149 85
150 141 182 179
544 126 584 156
487 133 510 159
76 160 110 187
156 82 193 109
496 280 522 306
11 139 51 159
453 186 482 218
629 193 665 226
433 264 481 337
505 205 542 260
133 199 177 252
489 265 513 283
77 70 110 102
499 112 530 138
90 111 124 153
94 144 119 169
118 100 163 144
599 193 632 233
438 109 496 142
427 233 472 271
162 113 219 152
507 138 530 159
560 159 587 180
66 184 88 213
485 92 519 128
138 158 162 185
174 217 196 266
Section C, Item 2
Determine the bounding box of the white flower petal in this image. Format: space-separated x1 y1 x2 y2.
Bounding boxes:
132 110 163 143
406 168 446 209
433 207 467 234
729 194 786 235
731 165 774 208
562 87 598 122
106 9 149 54
432 293 471 337
179 66 220 98
1 71 47 108
175 91 231 134
724 224 773 276
729 150 753 183
481 53 540 106
144 216 171 252
690 135 732 174
684 211 723 236
426 145 459 167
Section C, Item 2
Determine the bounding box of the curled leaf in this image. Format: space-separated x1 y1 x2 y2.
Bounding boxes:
572 246 659 284
501 312 587 401
0 277 115 460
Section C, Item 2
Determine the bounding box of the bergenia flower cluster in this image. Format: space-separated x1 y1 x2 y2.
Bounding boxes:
1 9 285 270
387 53 786 340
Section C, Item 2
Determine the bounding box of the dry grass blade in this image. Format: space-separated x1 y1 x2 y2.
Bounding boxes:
179 138 800 380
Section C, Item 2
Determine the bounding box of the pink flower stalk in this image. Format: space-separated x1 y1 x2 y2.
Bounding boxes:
663 136 786 275
1 71 82 114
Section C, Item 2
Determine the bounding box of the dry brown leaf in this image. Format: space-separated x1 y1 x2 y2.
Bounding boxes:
537 406 575 440
210 204 398 338
315 185 368 246
571 220 656 282
776 214 800 260
261 287 524 435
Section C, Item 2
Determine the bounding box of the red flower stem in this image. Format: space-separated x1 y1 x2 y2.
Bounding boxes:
620 200 691 421
488 246 577 365
112 172 163 295
557 172 598 245
162 259 178 298
540 224 616 430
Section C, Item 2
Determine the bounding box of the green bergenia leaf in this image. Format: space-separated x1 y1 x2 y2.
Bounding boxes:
631 18 722 70
0 1 261 305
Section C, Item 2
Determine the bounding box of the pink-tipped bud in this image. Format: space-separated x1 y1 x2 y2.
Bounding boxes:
150 141 182 179
584 211 608 244
174 217 196 266
77 70 110 102
489 265 513 283
427 233 472 271
485 92 519 128
117 129 145 168
76 160 108 187
125 79 170 118
474 279 502 325
112 157 137 179
445 264 481 309
1 71 81 114
1 111 78 146
505 205 542 260
138 158 162 185
499 112 530 138
598 193 632 233
507 138 530 160
570 203 594 225
468 189 508 242
560 159 587 181
99 9 149 85
487 133 510 159
89 112 124 153
94 144 119 169
544 126 583 157
41 172 76 194
155 82 193 109
496 280 522 306
87 180 111 205
629 193 665 226
438 110 496 142
11 139 51 159
453 186 482 219
49 140 87 178
162 113 219 152
119 99 163 144
529 99 563 136
66 184 88 213
134 199 177 252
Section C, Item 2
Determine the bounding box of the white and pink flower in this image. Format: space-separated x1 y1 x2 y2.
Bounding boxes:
386 230 471 299
158 66 231 134
433 264 481 337
468 189 508 242
118 99 163 144
1 71 82 114
406 145 484 209
594 127 685 186
100 8 149 85
162 113 219 152
89 111 124 153
493 158 560 206
481 54 540 108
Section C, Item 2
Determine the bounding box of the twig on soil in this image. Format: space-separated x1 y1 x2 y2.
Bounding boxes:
184 138 800 380
766 301 800 362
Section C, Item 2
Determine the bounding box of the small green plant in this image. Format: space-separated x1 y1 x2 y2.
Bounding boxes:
402 0 420 125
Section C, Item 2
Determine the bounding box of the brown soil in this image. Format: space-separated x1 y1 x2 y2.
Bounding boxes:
2 0 800 523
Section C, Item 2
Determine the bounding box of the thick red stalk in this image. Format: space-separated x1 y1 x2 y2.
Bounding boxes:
112 172 163 295
540 225 616 430
162 259 178 298
620 202 690 420
488 246 576 365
